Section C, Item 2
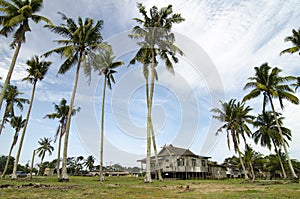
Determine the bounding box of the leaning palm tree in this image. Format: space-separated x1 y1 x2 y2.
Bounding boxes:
92 49 123 181
36 137 54 176
252 111 291 178
243 63 299 179
11 55 50 179
1 115 25 178
0 0 52 109
43 13 108 181
129 3 185 183
44 98 80 179
83 155 95 172
280 27 300 56
0 84 28 135
211 99 253 180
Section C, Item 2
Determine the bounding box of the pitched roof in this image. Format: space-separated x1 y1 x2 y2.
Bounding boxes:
158 144 197 157
137 144 210 162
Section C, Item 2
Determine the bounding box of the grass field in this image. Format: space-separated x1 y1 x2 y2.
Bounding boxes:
0 176 299 199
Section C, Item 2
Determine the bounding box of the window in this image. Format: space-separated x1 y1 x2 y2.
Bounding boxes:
192 159 197 167
201 160 206 167
177 158 184 166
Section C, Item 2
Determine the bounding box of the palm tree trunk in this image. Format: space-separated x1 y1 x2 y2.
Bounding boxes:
145 70 163 181
249 162 255 181
144 49 157 183
56 126 63 179
150 120 163 181
0 105 9 135
1 132 17 178
0 40 22 110
38 157 44 176
272 139 287 178
61 53 82 181
30 149 36 179
11 81 37 179
268 95 298 179
231 129 248 180
99 76 106 182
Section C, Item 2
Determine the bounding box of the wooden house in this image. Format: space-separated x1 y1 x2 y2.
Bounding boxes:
138 144 210 179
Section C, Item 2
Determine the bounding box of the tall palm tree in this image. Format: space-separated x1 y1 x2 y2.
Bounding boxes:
83 155 95 172
11 55 50 179
0 0 52 109
36 137 54 176
0 84 28 134
44 98 80 179
129 3 185 183
43 13 108 181
93 48 123 182
1 115 25 178
252 111 291 178
211 99 253 180
243 63 299 179
280 27 300 56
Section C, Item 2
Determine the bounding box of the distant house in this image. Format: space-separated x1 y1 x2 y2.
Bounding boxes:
208 163 227 179
137 144 210 179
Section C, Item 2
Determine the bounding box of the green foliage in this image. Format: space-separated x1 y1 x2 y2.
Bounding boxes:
280 27 300 56
0 155 14 173
0 0 52 47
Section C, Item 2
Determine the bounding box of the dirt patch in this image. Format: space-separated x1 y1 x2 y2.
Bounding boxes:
0 183 77 190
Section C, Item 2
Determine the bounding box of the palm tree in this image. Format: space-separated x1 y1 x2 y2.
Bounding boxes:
43 13 107 182
280 27 300 56
1 115 25 178
11 55 50 179
243 63 299 179
36 137 54 176
252 111 291 178
83 155 95 172
0 0 52 109
0 84 28 134
211 99 253 180
242 144 256 181
93 49 123 182
44 98 80 179
129 3 185 182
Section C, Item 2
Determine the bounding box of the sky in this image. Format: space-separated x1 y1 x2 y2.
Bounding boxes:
0 0 300 168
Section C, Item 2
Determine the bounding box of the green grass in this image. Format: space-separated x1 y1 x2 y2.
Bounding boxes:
0 176 299 199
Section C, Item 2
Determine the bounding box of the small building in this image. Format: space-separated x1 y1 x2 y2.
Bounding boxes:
208 163 227 179
138 144 211 180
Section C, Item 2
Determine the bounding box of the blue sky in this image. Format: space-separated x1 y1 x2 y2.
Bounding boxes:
1 0 300 167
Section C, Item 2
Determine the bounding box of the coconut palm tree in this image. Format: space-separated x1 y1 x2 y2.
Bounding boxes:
211 99 253 180
252 111 291 178
0 84 28 135
0 0 52 109
129 3 185 182
243 63 299 179
92 49 123 181
43 13 107 181
83 155 95 172
1 115 25 178
44 98 80 179
280 27 300 56
36 137 54 176
11 55 50 179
